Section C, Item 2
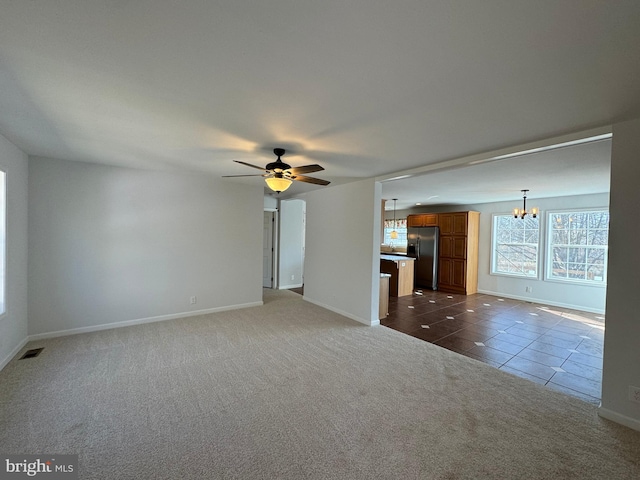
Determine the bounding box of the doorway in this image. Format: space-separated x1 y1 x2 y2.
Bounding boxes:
263 210 275 288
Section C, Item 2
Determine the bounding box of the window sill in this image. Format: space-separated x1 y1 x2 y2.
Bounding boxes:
543 277 607 288
490 272 540 280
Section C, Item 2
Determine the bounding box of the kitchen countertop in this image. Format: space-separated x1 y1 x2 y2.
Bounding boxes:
380 254 414 262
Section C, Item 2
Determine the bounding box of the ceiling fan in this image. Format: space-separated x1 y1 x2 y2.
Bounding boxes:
222 148 331 193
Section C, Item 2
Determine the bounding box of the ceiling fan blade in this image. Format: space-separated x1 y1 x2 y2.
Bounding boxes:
291 175 331 186
222 174 267 178
286 164 324 175
233 160 268 171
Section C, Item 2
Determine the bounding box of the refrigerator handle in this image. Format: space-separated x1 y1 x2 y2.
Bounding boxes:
415 237 420 259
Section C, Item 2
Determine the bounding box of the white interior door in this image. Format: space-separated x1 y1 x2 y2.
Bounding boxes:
263 211 275 288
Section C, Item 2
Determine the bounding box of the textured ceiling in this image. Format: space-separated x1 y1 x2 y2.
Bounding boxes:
0 1 638 199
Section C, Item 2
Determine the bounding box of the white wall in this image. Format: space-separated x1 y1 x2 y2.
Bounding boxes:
0 133 29 369
264 195 278 210
473 194 608 312
386 193 609 313
304 179 381 325
28 157 264 337
278 199 305 289
600 117 640 430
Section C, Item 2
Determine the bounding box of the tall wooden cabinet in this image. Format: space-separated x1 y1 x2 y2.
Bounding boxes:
437 211 480 295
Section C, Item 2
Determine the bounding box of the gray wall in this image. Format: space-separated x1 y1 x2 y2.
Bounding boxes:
0 133 28 369
278 199 305 289
28 157 264 337
263 195 278 210
304 179 382 325
473 194 608 312
600 117 640 429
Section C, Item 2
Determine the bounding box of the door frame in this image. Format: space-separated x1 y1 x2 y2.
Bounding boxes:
263 208 279 288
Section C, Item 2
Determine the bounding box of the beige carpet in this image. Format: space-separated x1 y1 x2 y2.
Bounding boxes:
1 289 639 479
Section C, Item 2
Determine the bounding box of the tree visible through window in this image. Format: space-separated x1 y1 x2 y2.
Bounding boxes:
491 214 539 277
383 218 407 248
547 210 609 284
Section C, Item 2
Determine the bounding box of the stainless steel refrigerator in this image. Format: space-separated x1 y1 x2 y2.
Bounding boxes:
407 226 439 290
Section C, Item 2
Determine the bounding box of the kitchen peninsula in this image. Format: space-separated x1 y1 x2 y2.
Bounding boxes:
380 255 415 297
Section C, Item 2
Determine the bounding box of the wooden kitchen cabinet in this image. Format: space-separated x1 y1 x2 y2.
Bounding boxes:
438 258 466 287
439 212 468 235
380 255 415 297
407 213 439 227
379 274 390 320
437 211 479 295
439 236 467 259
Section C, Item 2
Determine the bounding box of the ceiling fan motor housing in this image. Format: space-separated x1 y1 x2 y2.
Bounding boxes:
266 160 291 172
266 148 291 172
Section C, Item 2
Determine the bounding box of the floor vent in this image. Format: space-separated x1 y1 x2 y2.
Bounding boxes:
20 348 44 360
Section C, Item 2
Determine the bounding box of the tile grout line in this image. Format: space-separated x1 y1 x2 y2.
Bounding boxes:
384 291 604 402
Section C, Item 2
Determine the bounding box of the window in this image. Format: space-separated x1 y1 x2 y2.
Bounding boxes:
0 170 5 315
383 218 407 246
491 214 539 277
546 210 609 285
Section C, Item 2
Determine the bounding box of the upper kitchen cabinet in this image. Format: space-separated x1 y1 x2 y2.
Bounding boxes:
437 211 480 295
439 212 469 235
407 213 438 227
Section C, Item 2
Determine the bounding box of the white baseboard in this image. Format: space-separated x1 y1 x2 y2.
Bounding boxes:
278 283 303 290
477 289 605 315
598 406 640 432
0 337 29 372
302 297 378 326
28 301 264 341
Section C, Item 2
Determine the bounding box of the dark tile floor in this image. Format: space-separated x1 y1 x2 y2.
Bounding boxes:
289 286 304 296
381 289 605 405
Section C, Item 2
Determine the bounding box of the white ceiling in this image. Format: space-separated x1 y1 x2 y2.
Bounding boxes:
382 137 612 210
0 1 638 200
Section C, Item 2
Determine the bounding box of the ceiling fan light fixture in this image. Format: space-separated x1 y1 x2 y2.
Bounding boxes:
223 147 330 190
265 176 292 193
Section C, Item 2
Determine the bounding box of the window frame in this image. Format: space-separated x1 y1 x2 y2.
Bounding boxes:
545 208 609 287
490 212 541 279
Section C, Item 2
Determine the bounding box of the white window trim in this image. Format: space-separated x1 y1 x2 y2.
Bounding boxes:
490 212 541 280
544 207 609 288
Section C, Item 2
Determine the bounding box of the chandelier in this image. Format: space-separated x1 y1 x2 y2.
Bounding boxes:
513 190 538 219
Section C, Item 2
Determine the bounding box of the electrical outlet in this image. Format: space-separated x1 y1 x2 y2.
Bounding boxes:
291 274 295 281
629 386 640 404
190 296 197 305
525 286 533 293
